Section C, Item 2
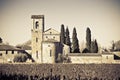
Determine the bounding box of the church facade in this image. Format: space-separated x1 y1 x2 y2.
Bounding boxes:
31 15 63 63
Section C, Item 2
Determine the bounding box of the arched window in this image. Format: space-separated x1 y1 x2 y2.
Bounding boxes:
35 21 39 29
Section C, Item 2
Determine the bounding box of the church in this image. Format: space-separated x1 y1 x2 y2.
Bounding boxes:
31 15 120 64
31 15 64 63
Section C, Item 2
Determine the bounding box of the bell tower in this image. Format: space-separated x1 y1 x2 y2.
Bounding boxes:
31 15 44 63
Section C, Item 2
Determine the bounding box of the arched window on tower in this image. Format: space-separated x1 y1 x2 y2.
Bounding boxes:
35 21 39 29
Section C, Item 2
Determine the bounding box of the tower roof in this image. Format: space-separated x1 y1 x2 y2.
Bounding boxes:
31 15 44 19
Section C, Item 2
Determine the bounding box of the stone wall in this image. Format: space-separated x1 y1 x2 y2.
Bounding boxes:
68 53 118 64
42 42 56 63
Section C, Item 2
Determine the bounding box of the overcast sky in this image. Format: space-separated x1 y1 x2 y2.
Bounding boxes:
0 0 120 48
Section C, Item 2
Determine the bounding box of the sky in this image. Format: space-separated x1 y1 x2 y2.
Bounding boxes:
0 0 120 48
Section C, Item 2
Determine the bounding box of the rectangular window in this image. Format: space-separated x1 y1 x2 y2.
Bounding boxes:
6 51 8 54
12 50 14 54
0 53 2 56
36 38 38 42
106 56 108 59
50 50 52 57
36 51 38 59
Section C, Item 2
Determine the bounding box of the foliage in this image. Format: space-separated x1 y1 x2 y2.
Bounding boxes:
56 53 63 63
65 27 71 46
113 40 120 51
65 27 71 52
111 41 115 51
71 27 80 53
60 24 65 44
56 53 71 63
0 37 3 43
13 53 28 62
94 39 98 53
90 39 98 53
63 54 71 63
86 27 91 52
82 48 89 53
0 64 120 80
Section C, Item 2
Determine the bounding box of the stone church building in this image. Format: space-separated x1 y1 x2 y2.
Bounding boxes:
31 15 64 63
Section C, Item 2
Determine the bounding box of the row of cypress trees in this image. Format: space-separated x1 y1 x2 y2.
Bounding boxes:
60 24 80 53
60 24 98 53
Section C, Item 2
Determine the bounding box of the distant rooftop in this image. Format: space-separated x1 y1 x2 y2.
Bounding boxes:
68 53 113 56
31 15 44 19
0 43 22 51
68 53 102 56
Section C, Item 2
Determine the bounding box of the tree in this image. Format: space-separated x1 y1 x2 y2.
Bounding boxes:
56 53 63 63
112 40 120 51
13 53 28 62
65 27 71 46
60 24 65 44
86 27 91 52
111 40 115 51
94 39 98 53
90 41 95 53
82 48 89 53
71 27 80 53
90 39 98 53
65 27 71 52
0 37 3 43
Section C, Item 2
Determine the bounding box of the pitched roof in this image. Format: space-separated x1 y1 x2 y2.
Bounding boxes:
68 53 101 56
43 28 60 35
0 43 22 51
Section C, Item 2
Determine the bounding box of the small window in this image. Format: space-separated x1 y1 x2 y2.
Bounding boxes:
48 45 50 47
106 56 108 59
0 53 2 56
50 32 52 34
17 51 20 54
36 38 38 42
36 51 38 59
46 36 48 38
35 21 39 29
6 51 8 54
50 50 52 57
12 50 14 54
53 36 55 39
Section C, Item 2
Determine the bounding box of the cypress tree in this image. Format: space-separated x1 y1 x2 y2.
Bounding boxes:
72 27 80 53
94 39 98 53
0 37 3 43
60 24 65 44
90 40 95 53
90 39 98 53
86 27 91 52
65 27 71 52
65 27 71 46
